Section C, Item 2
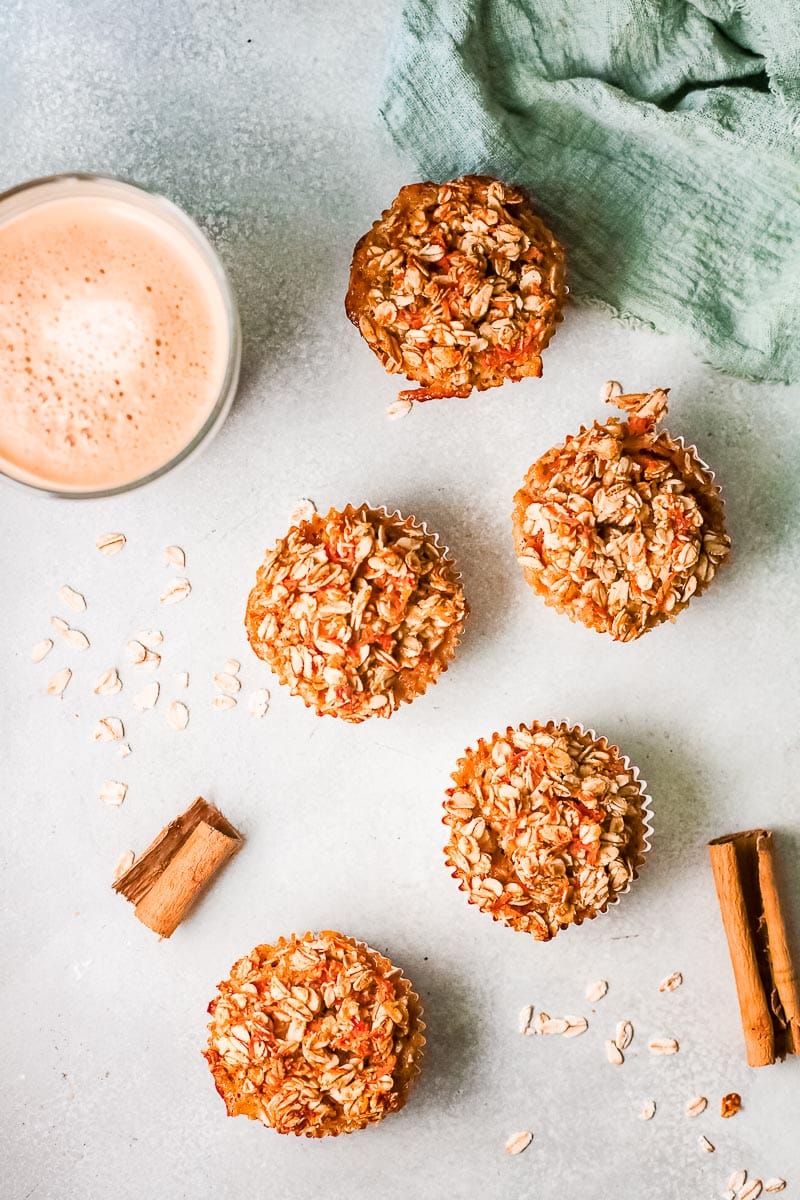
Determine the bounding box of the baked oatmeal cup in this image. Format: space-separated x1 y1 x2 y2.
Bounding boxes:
346 175 567 403
512 383 730 641
443 721 652 940
245 503 467 721
204 930 425 1137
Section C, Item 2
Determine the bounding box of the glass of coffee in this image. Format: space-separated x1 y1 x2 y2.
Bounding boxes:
0 173 241 497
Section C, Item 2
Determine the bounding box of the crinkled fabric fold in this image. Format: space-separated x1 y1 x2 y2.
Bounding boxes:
380 0 800 383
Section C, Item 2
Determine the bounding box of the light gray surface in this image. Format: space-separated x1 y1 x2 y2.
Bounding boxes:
1 4 799 1198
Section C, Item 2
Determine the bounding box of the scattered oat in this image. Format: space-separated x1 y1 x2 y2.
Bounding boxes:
287 498 317 527
540 1018 568 1036
165 544 186 568
648 1038 678 1055
118 743 132 758
685 1095 707 1117
585 980 609 1003
91 717 124 743
532 1011 550 1036
699 1135 715 1154
167 700 189 731
133 681 160 711
49 615 87 649
127 640 159 667
615 1020 634 1051
386 398 413 420
137 629 164 647
160 577 191 604
58 584 86 612
764 1180 786 1194
728 1171 748 1194
99 780 127 807
47 668 72 696
62 626 90 651
94 668 122 696
721 1092 742 1118
605 1040 624 1065
96 532 126 556
114 850 135 881
504 1131 533 1156
212 694 237 711
214 672 241 696
223 658 241 675
126 640 148 665
600 380 623 403
31 638 54 663
659 971 683 993
175 672 189 689
518 1005 534 1035
562 1016 588 1038
738 1183 763 1200
639 1099 656 1121
248 688 270 718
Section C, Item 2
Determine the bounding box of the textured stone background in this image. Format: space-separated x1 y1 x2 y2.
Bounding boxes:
1 3 799 1198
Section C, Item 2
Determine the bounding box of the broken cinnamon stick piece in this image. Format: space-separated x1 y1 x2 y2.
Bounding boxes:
114 797 244 937
708 829 799 1066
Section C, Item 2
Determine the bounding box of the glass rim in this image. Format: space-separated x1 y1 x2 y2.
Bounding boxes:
0 171 241 500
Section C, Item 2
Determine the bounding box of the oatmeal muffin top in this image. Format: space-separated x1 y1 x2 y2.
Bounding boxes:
512 383 730 641
346 175 566 402
443 721 650 940
204 931 424 1137
245 504 466 721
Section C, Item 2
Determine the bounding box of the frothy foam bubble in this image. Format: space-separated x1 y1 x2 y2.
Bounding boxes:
44 295 153 378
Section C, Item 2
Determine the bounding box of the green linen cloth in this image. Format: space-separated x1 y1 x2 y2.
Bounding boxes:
380 1 800 383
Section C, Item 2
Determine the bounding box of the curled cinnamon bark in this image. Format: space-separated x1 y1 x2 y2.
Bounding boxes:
708 829 800 1066
114 797 244 937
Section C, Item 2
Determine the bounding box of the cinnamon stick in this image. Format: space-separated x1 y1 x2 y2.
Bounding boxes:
756 831 800 1054
708 829 799 1066
114 797 244 937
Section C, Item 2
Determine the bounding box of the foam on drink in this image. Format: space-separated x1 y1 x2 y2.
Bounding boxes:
0 181 232 492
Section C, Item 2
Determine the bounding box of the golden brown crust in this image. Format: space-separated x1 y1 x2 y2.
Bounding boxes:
443 722 650 940
512 386 730 641
203 931 425 1137
346 175 566 402
245 504 467 722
